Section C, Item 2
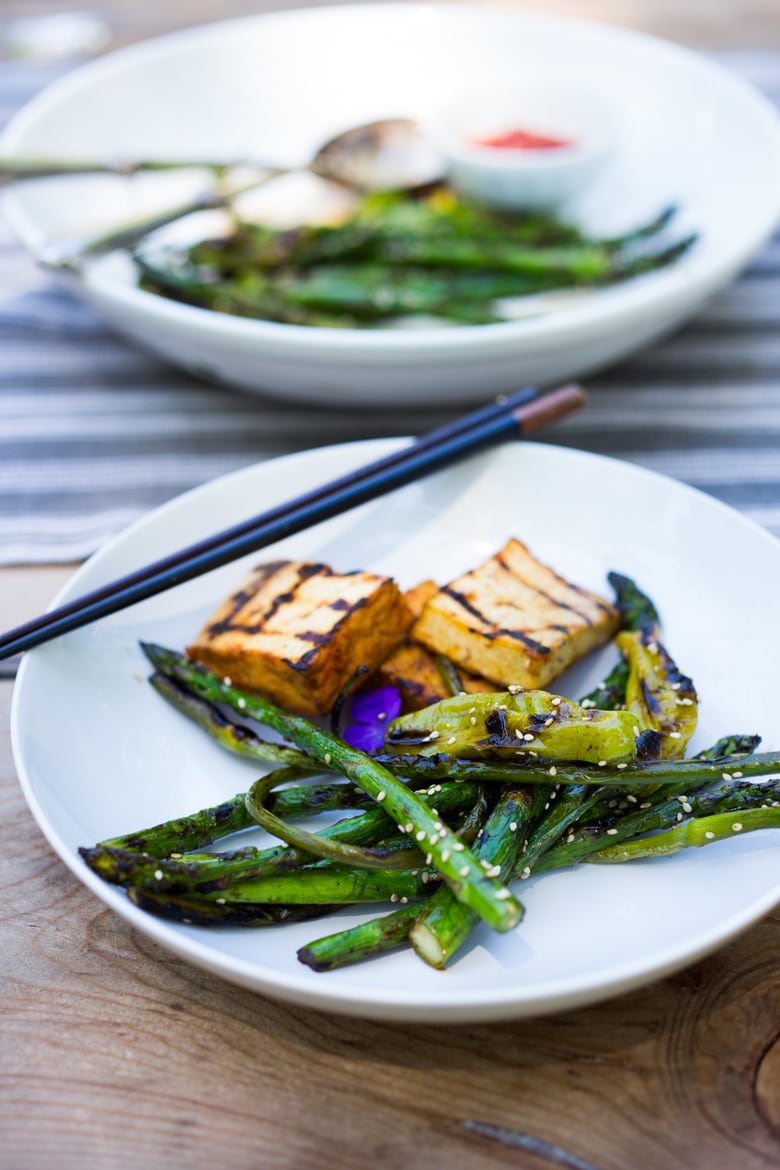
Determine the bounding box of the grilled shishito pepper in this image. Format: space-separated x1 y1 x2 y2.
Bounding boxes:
617 626 698 759
385 691 641 764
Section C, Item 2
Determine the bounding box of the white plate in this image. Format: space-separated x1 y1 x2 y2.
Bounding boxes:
3 5 780 406
11 440 780 1021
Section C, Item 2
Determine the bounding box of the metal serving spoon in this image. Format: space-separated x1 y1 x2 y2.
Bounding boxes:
0 117 443 189
8 117 444 269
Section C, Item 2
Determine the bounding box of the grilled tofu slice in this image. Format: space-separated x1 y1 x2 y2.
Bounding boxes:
188 560 413 717
375 642 497 711
376 579 497 711
412 538 619 690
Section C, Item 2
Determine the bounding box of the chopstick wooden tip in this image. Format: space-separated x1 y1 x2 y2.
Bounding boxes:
513 382 586 435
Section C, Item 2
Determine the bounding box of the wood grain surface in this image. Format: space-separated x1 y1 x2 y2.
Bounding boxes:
1 565 780 1170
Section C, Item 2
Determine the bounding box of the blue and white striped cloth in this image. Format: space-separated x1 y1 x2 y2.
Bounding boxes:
2 54 780 565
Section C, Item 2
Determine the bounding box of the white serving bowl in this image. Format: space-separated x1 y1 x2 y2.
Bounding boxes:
3 4 780 408
427 82 616 210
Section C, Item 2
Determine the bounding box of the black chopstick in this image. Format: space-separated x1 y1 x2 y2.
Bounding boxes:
0 383 585 659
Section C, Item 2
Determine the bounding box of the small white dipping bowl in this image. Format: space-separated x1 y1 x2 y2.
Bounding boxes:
427 83 616 210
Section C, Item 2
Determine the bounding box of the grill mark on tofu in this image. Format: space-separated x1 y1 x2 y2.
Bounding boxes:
496 552 595 627
206 560 289 635
208 563 349 637
442 586 550 656
548 567 615 620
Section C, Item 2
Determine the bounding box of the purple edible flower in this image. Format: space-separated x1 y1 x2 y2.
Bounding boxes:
342 685 402 754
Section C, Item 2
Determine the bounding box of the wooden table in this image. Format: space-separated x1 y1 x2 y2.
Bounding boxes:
3 2 780 1167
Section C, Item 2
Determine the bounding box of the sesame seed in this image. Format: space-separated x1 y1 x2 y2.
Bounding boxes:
459 866 470 877
671 682 681 690
481 859 492 870
669 731 681 739
524 733 534 742
439 829 448 839
487 865 502 878
430 834 439 845
548 766 557 777
732 822 743 832
627 794 637 803
376 790 386 802
682 802 692 813
377 712 386 721
598 760 607 768
633 725 641 737
508 684 522 694
422 872 430 883
722 772 732 781
617 763 628 770
222 676 232 686
216 897 226 905
324 752 331 765
494 888 511 900
515 728 524 740
510 822 518 833
405 822 414 833
434 821 443 831
580 699 595 709
676 813 683 821
470 716 477 726
566 834 575 843
411 870 418 877
551 696 562 706
453 842 465 852
154 869 163 881
400 896 409 904
544 717 554 728
170 853 183 860
237 698 246 709
416 830 426 842
425 853 433 865
733 771 743 779
606 829 618 836
429 730 440 740
647 641 658 653
182 919 192 925
705 831 715 840
390 893 398 902
447 736 457 745
640 802 652 809
608 800 617 809
441 850 450 862
679 697 694 706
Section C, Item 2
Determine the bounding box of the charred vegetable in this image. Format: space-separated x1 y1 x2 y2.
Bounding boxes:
137 188 696 328
386 690 642 764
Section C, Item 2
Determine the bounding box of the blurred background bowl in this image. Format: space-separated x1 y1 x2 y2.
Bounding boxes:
2 3 780 408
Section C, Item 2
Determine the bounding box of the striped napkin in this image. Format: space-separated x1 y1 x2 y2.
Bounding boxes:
2 54 779 565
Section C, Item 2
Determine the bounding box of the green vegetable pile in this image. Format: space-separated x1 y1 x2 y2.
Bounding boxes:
135 189 696 327
81 573 780 973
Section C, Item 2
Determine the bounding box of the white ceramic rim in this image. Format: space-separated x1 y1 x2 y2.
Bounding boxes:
10 439 780 1022
3 5 780 360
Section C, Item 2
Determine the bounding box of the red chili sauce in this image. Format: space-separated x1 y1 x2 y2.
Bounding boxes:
474 127 573 150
